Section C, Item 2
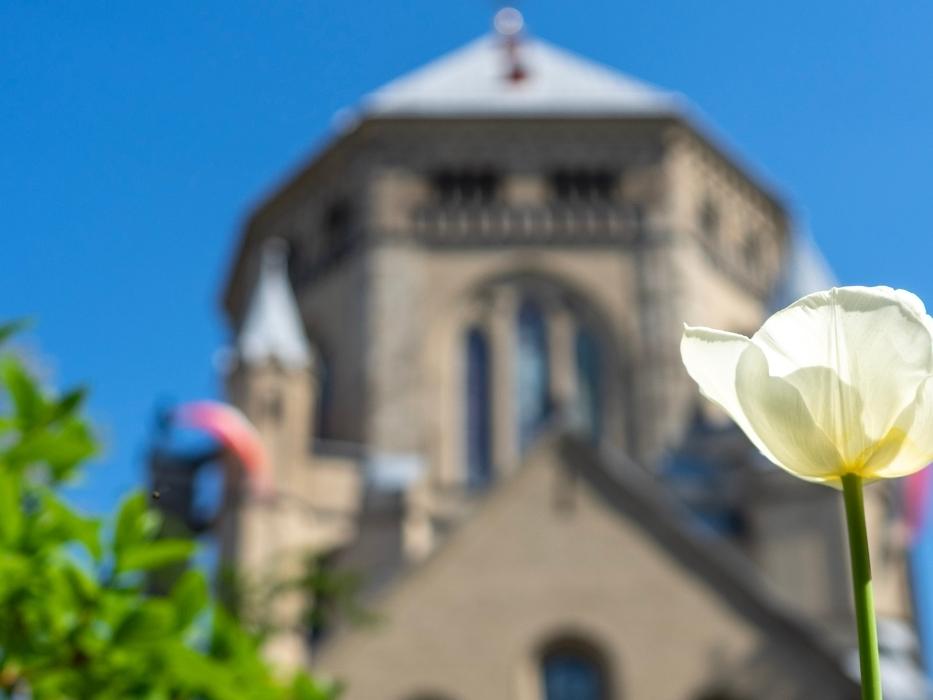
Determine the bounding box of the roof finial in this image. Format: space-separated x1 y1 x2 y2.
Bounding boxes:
494 6 527 83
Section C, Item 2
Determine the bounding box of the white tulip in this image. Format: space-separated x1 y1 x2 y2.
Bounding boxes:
681 286 933 486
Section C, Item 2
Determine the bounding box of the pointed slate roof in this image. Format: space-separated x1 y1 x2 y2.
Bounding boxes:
237 239 313 369
360 35 683 118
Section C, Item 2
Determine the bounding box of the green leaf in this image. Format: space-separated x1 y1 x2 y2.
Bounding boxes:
0 318 29 346
171 569 208 630
112 600 175 645
50 387 88 422
5 418 97 481
62 562 99 605
0 550 30 598
42 418 97 480
0 469 22 545
40 494 102 559
114 492 156 553
209 606 263 662
163 643 243 700
118 539 195 573
290 674 342 700
1 357 44 430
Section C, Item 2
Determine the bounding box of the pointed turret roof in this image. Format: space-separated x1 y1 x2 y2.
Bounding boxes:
360 35 682 119
237 239 313 370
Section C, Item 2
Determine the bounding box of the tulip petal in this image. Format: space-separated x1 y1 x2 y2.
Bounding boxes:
681 326 791 472
751 287 933 459
864 377 933 479
735 343 844 482
893 288 928 317
773 365 872 467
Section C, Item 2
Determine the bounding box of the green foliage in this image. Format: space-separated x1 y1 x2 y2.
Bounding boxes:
293 555 378 640
217 553 377 652
0 330 340 699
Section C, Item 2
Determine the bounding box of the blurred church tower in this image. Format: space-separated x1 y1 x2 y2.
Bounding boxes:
215 8 926 698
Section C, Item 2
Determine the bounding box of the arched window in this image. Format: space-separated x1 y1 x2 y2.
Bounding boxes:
541 638 608 700
465 326 493 489
515 299 551 451
573 326 602 443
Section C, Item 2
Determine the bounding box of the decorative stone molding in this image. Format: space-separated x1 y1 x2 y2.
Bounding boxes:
411 202 639 246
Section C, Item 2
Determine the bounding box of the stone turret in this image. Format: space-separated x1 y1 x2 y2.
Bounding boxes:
230 238 319 485
221 240 359 666
218 239 320 667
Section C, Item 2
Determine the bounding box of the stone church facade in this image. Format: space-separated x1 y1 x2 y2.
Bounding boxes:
214 14 925 700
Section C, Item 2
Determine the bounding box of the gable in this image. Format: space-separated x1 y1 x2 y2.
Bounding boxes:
360 36 680 118
316 437 855 700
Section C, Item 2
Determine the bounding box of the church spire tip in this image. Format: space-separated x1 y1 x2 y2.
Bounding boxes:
494 7 527 83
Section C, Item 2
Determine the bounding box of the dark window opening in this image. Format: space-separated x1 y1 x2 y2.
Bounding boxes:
464 326 493 490
262 391 283 421
541 638 608 700
699 198 719 240
322 200 354 260
286 238 312 288
662 445 749 542
551 169 616 203
516 299 551 452
315 358 333 442
574 327 602 444
283 238 298 277
698 507 748 539
432 169 500 206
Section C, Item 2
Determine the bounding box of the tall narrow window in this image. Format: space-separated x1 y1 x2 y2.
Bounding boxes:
465 326 492 489
322 199 354 264
315 359 333 441
516 299 550 451
574 327 602 443
541 640 607 700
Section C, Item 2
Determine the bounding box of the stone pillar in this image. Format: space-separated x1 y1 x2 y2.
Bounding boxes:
489 288 519 476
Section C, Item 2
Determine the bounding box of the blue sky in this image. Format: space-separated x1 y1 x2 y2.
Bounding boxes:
5 0 933 669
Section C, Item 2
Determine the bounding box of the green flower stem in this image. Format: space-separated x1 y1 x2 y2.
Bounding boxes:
841 473 882 700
